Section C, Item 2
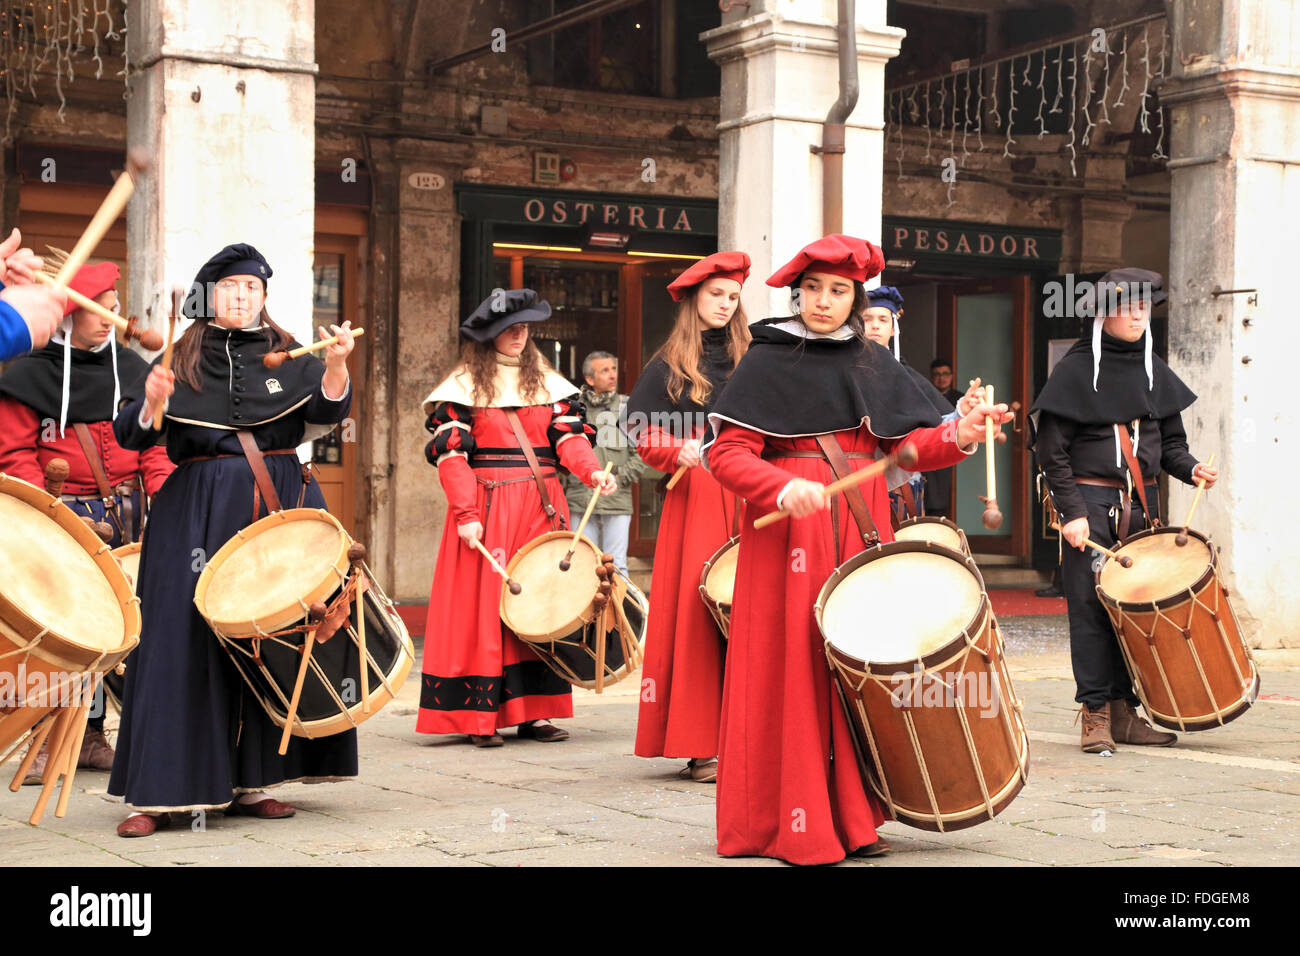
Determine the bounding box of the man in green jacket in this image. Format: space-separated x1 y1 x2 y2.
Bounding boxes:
564 351 647 577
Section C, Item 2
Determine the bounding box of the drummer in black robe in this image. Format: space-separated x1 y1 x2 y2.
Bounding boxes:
1028 268 1218 754
108 243 358 837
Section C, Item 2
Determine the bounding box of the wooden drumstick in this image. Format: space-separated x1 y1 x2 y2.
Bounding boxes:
1176 452 1216 547
665 465 688 491
752 444 920 530
263 327 365 369
560 466 614 571
348 543 371 714
152 290 182 431
55 677 99 818
33 271 165 351
279 602 326 755
8 712 56 793
52 150 149 286
1050 523 1133 568
979 384 1003 530
471 538 521 595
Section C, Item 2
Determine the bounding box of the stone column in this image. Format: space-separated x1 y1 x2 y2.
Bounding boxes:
126 0 317 346
1162 0 1300 647
703 0 903 321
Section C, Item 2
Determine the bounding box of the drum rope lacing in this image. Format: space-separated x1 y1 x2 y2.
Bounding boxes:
1102 565 1254 730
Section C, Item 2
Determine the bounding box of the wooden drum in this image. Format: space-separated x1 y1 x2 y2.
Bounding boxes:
699 536 739 640
815 540 1029 832
103 542 143 709
0 474 139 711
501 531 646 692
1096 526 1258 732
893 516 970 556
194 508 414 740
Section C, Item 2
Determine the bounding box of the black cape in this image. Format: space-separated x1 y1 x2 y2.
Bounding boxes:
702 318 944 453
1028 331 1196 447
626 326 736 439
0 340 150 422
137 323 326 430
901 360 955 416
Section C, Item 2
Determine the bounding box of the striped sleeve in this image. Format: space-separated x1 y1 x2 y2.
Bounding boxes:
425 401 476 466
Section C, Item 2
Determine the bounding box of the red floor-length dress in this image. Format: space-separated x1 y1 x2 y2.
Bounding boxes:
706 421 971 865
416 400 602 736
634 424 739 759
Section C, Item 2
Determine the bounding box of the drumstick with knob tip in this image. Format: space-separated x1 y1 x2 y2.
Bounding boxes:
1176 452 1216 547
348 542 371 714
51 150 149 288
279 602 327 755
152 289 183 431
263 327 365 369
665 465 687 490
753 443 920 530
1050 523 1133 567
471 538 521 594
560 466 614 571
43 459 114 541
978 384 1003 530
33 271 165 351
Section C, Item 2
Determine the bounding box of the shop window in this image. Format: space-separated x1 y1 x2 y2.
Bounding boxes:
527 0 719 99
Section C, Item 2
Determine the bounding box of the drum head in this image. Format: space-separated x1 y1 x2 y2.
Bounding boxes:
895 518 963 552
822 549 983 664
198 509 349 632
113 543 141 592
502 534 599 638
0 482 127 652
1100 531 1211 604
703 540 739 605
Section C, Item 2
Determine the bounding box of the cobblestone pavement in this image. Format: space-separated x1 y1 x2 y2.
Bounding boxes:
2 615 1297 867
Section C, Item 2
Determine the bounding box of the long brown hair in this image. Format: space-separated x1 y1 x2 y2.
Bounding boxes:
171 309 295 391
653 291 750 406
460 336 553 407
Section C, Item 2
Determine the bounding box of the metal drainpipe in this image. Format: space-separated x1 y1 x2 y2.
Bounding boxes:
816 0 857 236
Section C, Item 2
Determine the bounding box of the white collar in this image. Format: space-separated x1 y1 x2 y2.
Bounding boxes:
768 318 857 341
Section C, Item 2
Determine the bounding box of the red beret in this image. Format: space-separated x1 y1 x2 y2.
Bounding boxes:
63 261 121 316
765 234 885 289
666 251 751 302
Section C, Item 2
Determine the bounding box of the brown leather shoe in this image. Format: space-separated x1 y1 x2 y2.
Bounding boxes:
1077 702 1116 754
22 745 48 786
679 758 717 783
516 720 569 742
1110 699 1177 746
468 733 504 748
78 729 116 770
117 813 172 838
851 837 892 858
225 796 296 819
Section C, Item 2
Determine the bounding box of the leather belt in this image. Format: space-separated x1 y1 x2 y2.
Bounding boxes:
470 456 559 469
179 449 300 465
1074 477 1158 539
763 450 873 460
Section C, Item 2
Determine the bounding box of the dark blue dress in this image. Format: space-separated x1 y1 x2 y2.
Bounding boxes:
108 328 358 812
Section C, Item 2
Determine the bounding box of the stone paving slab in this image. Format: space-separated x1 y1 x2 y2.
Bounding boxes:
2 617 1297 867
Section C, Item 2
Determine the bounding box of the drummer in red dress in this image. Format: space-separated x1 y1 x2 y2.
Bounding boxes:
1028 268 1218 754
416 289 616 747
628 251 751 783
0 260 174 777
702 235 1013 865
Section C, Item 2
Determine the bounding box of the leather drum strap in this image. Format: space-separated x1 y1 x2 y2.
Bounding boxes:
237 429 283 518
504 409 562 531
72 423 116 504
814 433 880 547
1115 422 1155 528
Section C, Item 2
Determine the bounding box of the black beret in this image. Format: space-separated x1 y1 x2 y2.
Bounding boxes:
1097 267 1168 312
184 243 273 319
460 288 551 342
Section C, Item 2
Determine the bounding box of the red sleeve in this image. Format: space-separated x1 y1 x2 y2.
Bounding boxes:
0 398 45 486
137 444 175 498
706 423 794 514
437 455 480 525
557 431 601 486
881 423 972 472
636 424 687 473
